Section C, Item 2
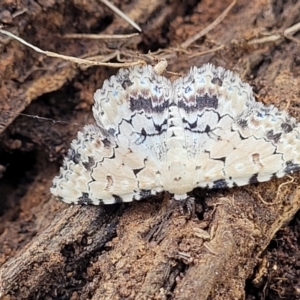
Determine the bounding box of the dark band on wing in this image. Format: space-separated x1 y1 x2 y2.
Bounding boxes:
178 94 218 112
129 96 169 113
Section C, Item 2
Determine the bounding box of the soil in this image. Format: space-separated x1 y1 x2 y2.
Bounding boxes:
0 0 300 299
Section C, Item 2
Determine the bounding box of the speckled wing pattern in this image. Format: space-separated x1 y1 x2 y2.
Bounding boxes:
50 64 300 204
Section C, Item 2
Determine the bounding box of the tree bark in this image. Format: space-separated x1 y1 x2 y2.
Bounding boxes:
1 0 300 299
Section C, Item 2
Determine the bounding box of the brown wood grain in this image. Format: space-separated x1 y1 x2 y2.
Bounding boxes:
1 0 300 299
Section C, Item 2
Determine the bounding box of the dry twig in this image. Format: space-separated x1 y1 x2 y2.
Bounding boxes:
248 21 300 45
100 0 142 32
63 33 139 40
181 0 236 48
0 29 145 68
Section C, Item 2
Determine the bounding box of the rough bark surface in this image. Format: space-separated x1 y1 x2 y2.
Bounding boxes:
0 0 300 299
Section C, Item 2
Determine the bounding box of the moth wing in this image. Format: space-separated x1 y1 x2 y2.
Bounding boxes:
173 64 300 189
51 125 164 204
51 66 174 204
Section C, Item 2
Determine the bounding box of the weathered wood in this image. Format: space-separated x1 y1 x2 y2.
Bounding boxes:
1 0 300 299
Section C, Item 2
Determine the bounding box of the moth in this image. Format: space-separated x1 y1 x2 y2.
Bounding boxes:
51 64 300 204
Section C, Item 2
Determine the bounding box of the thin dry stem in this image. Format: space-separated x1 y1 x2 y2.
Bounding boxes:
181 0 236 48
247 34 281 45
100 0 142 32
248 22 300 45
17 113 84 127
12 8 27 18
63 33 139 39
188 45 225 58
283 22 300 37
246 176 296 206
0 29 145 68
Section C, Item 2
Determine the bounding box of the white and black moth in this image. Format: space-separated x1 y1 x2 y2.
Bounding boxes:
51 64 300 205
